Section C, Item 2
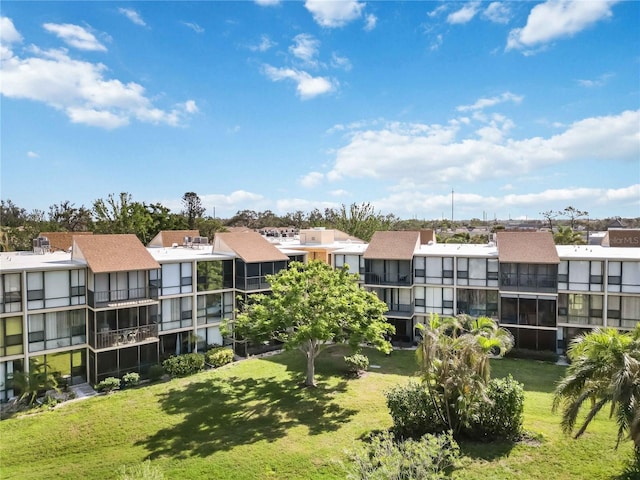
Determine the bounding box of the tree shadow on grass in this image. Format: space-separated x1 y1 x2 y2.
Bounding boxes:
137 374 356 460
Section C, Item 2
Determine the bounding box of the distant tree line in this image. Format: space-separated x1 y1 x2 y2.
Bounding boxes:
0 195 637 252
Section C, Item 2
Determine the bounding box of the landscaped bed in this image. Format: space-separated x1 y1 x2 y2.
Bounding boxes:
0 346 632 479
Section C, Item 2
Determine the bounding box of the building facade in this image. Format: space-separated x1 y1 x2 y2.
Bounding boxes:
0 228 638 401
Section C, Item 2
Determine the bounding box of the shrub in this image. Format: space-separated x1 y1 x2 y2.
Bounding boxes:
121 372 140 388
345 430 459 480
96 377 121 393
148 364 164 382
162 353 205 377
205 347 234 368
385 381 446 439
344 354 369 377
468 375 525 441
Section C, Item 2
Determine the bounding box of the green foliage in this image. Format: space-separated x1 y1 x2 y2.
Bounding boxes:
344 354 369 376
12 361 58 405
96 377 121 393
469 375 525 441
122 372 140 388
554 226 586 245
205 347 234 368
118 460 164 480
344 430 460 480
233 260 393 386
147 365 165 382
553 326 640 450
385 381 446 438
162 353 205 377
415 314 514 435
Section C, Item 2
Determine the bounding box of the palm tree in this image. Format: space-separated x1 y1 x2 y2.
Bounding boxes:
552 326 640 450
416 314 514 435
12 361 58 405
554 225 586 245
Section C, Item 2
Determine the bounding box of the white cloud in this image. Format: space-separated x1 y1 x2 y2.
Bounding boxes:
118 8 146 27
331 52 352 71
27 151 39 158
255 0 281 6
427 5 448 18
329 189 349 197
456 92 523 112
1 39 197 129
262 65 335 99
290 33 320 65
300 171 324 188
483 2 511 24
304 0 365 28
364 14 377 31
326 110 640 185
43 23 107 52
430 34 443 51
276 198 338 213
1 17 23 45
182 22 204 34
507 0 619 52
447 1 481 24
249 35 276 52
577 73 613 88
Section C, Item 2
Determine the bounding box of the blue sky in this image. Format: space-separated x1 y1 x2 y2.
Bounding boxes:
1 1 639 221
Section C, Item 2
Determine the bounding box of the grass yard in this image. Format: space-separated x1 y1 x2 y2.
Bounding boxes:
0 346 633 479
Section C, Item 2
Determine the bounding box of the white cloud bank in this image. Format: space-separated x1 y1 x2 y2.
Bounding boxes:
507 0 619 52
43 23 107 51
304 0 366 28
262 65 335 99
326 107 640 184
118 8 146 27
0 17 197 129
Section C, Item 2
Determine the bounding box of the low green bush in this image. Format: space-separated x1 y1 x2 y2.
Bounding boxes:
469 375 525 441
344 354 369 377
121 372 140 388
345 430 460 479
162 353 205 377
385 381 446 439
95 377 121 393
148 364 164 382
205 347 234 368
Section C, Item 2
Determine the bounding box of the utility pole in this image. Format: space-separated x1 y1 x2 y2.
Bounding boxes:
451 189 454 223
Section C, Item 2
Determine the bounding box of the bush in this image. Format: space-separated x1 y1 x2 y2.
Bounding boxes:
205 347 234 368
385 381 446 439
162 353 205 377
121 372 140 388
148 364 165 382
345 430 459 480
468 375 525 441
95 377 121 393
344 354 369 377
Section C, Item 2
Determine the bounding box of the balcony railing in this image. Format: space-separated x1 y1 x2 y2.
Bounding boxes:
89 287 158 307
93 324 159 349
236 276 271 291
500 274 557 293
365 273 412 286
386 303 413 318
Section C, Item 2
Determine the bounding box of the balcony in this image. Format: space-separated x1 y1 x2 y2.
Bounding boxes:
386 303 413 318
500 274 557 293
89 287 158 308
93 324 159 349
236 276 271 291
365 273 412 286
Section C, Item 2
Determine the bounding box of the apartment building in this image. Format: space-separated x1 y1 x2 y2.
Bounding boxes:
333 229 640 352
0 227 638 401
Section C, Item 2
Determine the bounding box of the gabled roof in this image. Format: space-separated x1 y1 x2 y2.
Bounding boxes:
496 231 559 264
364 231 420 260
72 234 160 273
214 231 289 263
148 230 200 248
39 232 93 252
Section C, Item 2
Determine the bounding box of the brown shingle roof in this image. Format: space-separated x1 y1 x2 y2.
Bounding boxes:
148 230 201 248
214 231 289 263
602 229 640 248
72 234 160 273
496 231 559 264
39 232 93 252
364 231 420 260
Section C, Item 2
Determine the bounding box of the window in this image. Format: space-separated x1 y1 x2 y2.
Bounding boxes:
1 273 21 313
1 316 23 356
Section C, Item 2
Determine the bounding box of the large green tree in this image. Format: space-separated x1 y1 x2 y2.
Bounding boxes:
416 314 514 435
233 260 394 387
553 326 640 452
554 226 586 245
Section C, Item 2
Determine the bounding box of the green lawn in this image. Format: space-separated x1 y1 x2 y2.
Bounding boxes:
0 346 633 479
